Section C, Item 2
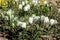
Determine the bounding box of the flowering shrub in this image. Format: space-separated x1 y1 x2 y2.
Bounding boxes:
0 0 60 40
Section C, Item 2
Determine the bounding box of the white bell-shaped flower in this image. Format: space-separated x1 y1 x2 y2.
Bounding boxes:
33 16 40 21
7 9 12 15
21 22 26 28
17 21 27 28
32 0 38 4
22 1 25 6
58 9 60 13
50 19 58 25
44 17 49 23
17 21 22 26
5 16 9 20
50 19 55 25
24 4 30 11
40 15 45 21
44 1 48 5
29 17 34 24
32 14 36 18
15 0 19 2
25 0 28 4
19 4 23 9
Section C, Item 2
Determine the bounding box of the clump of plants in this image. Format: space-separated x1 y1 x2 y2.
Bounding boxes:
0 0 60 40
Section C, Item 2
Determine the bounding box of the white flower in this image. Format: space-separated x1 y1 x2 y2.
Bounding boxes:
40 15 45 21
44 17 49 23
15 0 19 2
32 0 38 5
50 19 58 25
29 17 34 24
19 4 23 9
17 21 26 28
7 9 12 15
33 16 40 21
17 21 22 26
29 14 40 24
32 14 36 18
24 4 30 11
5 16 9 20
44 1 48 4
54 20 58 24
50 19 55 25
39 1 41 4
32 14 40 21
21 22 26 28
32 0 38 4
58 9 60 13
22 1 25 6
25 0 28 4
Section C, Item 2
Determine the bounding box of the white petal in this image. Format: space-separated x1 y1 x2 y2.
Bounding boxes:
15 0 19 2
24 6 28 11
7 9 12 15
32 14 36 18
21 22 26 28
17 21 22 26
44 1 48 4
50 19 58 25
24 4 30 11
54 20 58 24
22 1 25 6
58 9 60 13
19 4 23 9
25 0 28 4
50 19 55 25
44 17 49 23
41 15 45 21
34 16 40 21
29 17 33 24
5 16 9 20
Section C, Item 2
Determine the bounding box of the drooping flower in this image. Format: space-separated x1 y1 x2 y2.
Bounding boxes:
22 1 25 6
58 9 60 13
32 0 38 4
29 17 34 24
33 16 40 21
24 4 30 11
19 4 23 9
32 14 36 18
44 1 48 5
7 9 12 15
40 15 45 21
17 21 27 28
15 0 19 2
17 21 22 26
29 14 40 24
5 16 9 20
32 14 40 20
21 22 26 28
44 17 49 23
50 19 58 25
25 0 28 4
32 0 38 5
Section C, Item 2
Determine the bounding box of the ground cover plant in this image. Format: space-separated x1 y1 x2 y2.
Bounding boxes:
0 0 60 40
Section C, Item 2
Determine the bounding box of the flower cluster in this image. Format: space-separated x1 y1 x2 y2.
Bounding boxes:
0 0 59 40
1 0 58 29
